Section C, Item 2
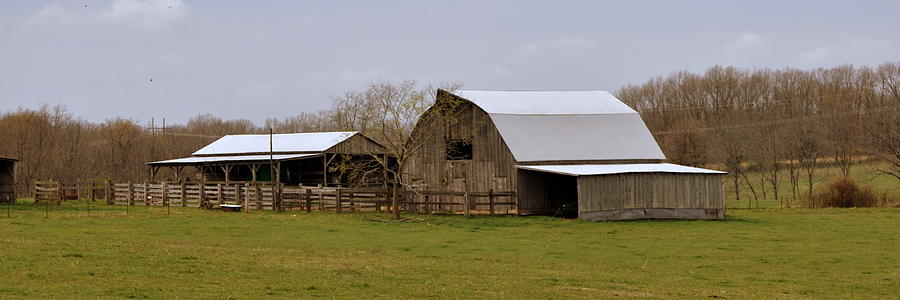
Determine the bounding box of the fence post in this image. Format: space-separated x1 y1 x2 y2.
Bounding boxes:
424 190 430 214
163 182 169 214
243 184 249 214
87 183 91 216
181 183 187 207
335 188 342 214
305 188 312 213
255 184 262 210
105 181 112 205
200 182 207 210
127 182 133 206
464 191 470 218
489 189 495 217
275 183 282 212
348 191 355 212
143 182 149 206
216 184 223 207
318 185 324 211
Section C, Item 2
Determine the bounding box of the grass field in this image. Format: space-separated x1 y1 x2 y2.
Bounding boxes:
1 200 898 299
724 161 899 209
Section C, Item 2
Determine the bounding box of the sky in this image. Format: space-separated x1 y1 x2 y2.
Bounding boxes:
1 0 898 125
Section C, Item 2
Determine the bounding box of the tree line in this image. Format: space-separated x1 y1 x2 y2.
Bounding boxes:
617 62 900 207
1 63 897 206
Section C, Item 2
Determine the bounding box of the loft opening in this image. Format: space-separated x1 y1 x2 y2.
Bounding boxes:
445 139 473 160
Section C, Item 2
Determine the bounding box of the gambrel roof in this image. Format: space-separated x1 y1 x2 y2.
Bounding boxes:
447 90 666 162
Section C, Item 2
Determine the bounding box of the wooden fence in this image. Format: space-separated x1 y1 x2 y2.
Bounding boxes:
403 189 517 216
34 180 111 205
109 182 394 212
106 181 517 215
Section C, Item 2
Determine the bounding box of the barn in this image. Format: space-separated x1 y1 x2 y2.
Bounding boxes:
148 131 389 187
0 156 16 204
404 89 726 221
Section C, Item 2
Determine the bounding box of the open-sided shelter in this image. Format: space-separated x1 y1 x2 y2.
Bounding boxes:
0 156 16 203
148 132 388 186
403 89 726 221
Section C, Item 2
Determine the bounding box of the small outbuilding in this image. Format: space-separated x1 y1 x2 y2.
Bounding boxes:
404 89 726 221
0 156 17 203
148 131 389 187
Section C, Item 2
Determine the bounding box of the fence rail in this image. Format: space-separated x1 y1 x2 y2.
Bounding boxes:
101 182 517 215
33 180 111 205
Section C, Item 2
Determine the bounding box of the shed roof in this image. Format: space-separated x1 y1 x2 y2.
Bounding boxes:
517 163 726 176
148 154 321 166
193 132 357 156
0 156 18 162
447 90 665 162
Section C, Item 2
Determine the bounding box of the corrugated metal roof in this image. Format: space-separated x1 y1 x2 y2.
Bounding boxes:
193 132 357 156
449 90 665 162
517 163 727 176
453 90 636 115
148 154 321 165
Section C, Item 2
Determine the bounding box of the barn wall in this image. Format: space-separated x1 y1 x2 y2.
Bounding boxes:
516 169 577 214
0 160 15 202
403 97 518 212
326 134 387 155
577 173 725 221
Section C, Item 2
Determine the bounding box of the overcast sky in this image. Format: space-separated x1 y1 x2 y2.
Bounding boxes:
1 0 898 124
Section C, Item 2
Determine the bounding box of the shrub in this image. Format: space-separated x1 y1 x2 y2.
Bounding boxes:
808 177 876 208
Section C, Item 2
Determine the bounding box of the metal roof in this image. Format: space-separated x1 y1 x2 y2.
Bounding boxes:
517 163 726 176
148 154 321 165
454 90 637 115
193 132 357 156
449 90 665 162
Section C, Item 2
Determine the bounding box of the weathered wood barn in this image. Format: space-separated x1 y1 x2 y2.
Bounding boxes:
148 132 388 186
404 89 726 221
0 156 16 203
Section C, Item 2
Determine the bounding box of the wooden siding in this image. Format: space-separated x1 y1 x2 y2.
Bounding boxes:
325 134 387 155
404 96 518 212
576 173 724 212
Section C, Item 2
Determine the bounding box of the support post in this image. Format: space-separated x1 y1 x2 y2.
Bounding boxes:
322 155 328 186
173 166 184 182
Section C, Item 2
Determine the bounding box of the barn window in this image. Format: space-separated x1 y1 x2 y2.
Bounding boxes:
445 139 473 160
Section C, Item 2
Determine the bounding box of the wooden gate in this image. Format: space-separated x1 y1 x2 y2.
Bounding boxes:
34 181 62 205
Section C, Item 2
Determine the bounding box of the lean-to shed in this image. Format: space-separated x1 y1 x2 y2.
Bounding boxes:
0 156 17 204
148 132 389 186
403 89 726 221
